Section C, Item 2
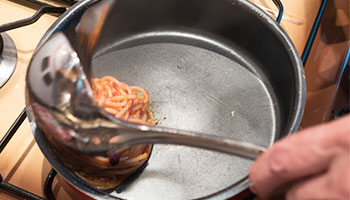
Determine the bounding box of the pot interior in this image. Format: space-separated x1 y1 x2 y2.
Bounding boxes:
91 31 276 199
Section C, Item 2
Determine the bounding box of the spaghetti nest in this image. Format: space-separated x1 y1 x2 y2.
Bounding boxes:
92 76 156 125
76 76 155 190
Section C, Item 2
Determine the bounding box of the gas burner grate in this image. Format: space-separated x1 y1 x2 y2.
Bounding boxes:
0 0 66 89
0 109 45 200
0 108 56 200
0 0 67 198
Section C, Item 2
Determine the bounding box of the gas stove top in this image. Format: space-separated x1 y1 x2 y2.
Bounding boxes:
0 0 348 199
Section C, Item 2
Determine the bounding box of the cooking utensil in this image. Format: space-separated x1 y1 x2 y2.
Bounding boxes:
26 0 305 199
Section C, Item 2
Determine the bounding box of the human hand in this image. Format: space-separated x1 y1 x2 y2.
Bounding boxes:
249 115 350 199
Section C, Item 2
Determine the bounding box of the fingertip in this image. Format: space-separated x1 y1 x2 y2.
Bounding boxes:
248 184 258 196
249 157 260 195
268 143 291 175
248 144 293 198
248 162 258 192
248 153 271 198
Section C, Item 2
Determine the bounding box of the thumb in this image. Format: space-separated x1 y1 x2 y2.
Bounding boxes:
249 115 350 198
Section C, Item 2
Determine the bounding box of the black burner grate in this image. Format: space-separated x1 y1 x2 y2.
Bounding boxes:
0 0 69 198
0 108 46 200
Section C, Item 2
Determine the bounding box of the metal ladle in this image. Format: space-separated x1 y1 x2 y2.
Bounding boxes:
26 0 266 163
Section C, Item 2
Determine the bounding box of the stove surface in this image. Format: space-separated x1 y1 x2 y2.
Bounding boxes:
0 0 331 199
0 1 59 199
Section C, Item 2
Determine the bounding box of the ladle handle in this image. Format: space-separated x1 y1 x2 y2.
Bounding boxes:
109 127 266 160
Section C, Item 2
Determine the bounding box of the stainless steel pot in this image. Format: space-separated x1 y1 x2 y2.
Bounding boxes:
26 0 305 199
